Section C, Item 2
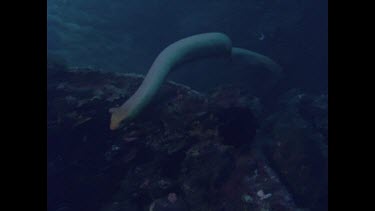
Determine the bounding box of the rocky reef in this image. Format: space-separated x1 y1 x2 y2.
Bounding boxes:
47 64 327 211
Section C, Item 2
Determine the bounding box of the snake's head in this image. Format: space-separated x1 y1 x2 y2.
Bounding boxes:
109 107 128 130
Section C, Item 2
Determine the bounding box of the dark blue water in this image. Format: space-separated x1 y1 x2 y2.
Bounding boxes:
47 0 327 94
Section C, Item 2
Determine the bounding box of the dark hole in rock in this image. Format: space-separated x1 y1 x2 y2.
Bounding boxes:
160 150 187 179
216 107 258 147
132 145 156 165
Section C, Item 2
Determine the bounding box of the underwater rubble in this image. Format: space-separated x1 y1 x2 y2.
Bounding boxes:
47 65 327 211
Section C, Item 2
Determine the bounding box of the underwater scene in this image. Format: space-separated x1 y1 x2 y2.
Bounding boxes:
47 0 328 211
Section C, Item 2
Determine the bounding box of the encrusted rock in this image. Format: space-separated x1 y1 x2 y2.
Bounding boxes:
48 67 326 211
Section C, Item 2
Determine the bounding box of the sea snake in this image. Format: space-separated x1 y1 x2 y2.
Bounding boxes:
109 32 282 130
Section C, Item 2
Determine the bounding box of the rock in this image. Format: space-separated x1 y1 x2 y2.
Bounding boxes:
149 193 188 211
261 89 328 211
48 67 324 211
180 142 235 210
